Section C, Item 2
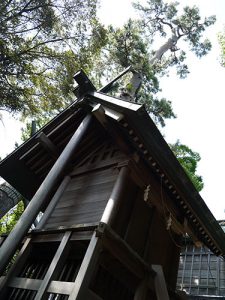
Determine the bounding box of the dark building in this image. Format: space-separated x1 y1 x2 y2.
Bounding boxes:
0 69 225 299
177 221 225 299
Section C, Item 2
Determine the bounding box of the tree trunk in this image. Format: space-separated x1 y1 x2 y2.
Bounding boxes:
150 34 179 65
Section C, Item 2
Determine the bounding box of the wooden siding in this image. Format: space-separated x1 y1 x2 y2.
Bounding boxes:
43 139 127 230
44 168 118 229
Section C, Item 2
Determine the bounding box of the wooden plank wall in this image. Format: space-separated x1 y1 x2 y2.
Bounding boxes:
44 167 118 229
43 140 126 229
109 167 181 293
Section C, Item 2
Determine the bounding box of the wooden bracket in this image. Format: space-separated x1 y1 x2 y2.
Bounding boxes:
36 132 59 159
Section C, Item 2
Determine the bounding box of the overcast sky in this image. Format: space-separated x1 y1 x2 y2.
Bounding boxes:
1 0 225 219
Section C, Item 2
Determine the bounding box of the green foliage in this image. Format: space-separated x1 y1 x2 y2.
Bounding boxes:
0 0 105 120
218 30 225 67
134 0 216 76
170 141 204 192
95 19 176 126
0 0 216 130
94 1 215 126
0 201 24 235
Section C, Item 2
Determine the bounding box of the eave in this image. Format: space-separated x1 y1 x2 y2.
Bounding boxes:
0 76 224 257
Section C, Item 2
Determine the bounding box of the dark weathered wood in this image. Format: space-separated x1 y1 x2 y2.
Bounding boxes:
152 264 169 300
101 166 130 225
50 200 108 216
85 289 103 300
68 233 102 300
34 231 72 299
71 158 123 177
48 280 74 295
92 104 131 155
134 278 149 300
125 192 153 257
4 277 74 295
45 213 102 229
36 176 71 229
96 223 155 280
55 181 116 205
0 114 93 276
44 167 117 229
0 237 32 295
36 132 59 159
8 277 41 291
99 251 137 293
98 65 132 93
67 169 117 190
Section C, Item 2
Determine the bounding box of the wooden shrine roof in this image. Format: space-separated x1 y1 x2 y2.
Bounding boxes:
0 70 225 257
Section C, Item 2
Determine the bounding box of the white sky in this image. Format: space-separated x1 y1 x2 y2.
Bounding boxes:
1 0 225 219
99 0 225 220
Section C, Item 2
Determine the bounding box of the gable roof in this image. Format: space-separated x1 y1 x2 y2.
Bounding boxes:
1 70 225 257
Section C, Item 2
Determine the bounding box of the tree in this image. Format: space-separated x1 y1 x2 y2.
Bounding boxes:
97 0 215 126
0 0 106 120
170 141 204 192
101 20 176 126
134 0 216 75
0 0 213 219
0 201 24 235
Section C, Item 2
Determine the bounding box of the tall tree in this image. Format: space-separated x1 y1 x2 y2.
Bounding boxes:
0 0 106 119
134 0 216 75
98 0 216 126
0 201 24 235
0 0 214 219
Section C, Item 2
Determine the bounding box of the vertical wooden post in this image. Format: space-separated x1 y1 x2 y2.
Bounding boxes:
68 166 130 299
0 114 93 276
0 237 32 296
36 176 71 229
101 166 130 226
134 278 148 300
34 231 72 300
68 233 102 300
152 264 170 300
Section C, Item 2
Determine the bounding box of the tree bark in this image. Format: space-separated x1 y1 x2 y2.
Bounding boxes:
150 34 179 65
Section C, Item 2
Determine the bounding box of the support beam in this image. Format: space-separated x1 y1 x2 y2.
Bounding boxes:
96 223 155 280
86 289 103 300
134 278 149 300
152 265 170 300
100 166 130 226
1 277 75 295
0 114 93 276
0 237 32 296
92 105 130 155
98 66 132 94
34 231 71 299
68 233 102 300
36 132 59 159
36 176 71 229
23 199 38 227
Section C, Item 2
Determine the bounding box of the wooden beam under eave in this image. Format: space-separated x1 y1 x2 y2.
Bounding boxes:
92 104 131 155
36 132 59 159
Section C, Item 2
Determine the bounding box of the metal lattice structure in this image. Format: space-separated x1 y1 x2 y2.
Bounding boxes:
178 244 225 297
0 183 21 219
